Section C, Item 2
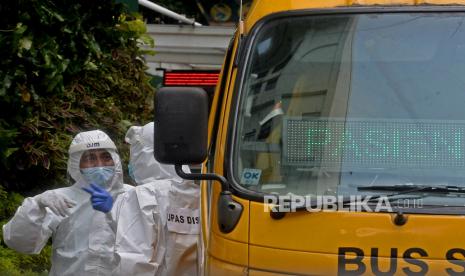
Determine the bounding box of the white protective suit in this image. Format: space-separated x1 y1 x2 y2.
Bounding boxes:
2 130 132 276
113 122 200 276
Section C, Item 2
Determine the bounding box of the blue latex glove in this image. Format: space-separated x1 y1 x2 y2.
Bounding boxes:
82 183 113 213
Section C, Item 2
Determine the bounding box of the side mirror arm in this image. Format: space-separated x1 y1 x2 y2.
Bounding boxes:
174 164 242 233
174 164 229 191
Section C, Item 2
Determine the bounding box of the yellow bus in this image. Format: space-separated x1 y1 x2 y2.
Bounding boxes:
154 1 465 274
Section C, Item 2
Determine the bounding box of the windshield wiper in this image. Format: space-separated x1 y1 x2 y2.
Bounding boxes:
269 193 387 219
358 184 465 194
269 185 465 219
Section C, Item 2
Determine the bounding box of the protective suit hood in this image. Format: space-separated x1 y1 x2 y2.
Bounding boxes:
125 122 188 185
67 130 124 193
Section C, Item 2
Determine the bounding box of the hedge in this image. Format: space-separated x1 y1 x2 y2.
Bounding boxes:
0 0 155 273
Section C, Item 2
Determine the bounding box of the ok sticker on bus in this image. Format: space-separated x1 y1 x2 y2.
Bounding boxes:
241 168 262 185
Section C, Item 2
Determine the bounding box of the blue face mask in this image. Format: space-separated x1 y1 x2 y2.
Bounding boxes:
81 166 115 188
128 163 136 184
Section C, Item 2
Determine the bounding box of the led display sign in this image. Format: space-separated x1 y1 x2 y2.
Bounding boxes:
284 118 465 168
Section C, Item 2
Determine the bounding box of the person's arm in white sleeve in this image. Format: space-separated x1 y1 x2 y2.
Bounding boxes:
106 184 134 235
2 196 62 254
106 189 128 235
114 185 164 276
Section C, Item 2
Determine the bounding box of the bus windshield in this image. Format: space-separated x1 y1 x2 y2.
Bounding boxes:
234 12 465 207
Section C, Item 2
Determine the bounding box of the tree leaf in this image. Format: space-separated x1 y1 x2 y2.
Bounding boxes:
15 23 27 34
84 61 98 71
5 148 19 158
19 37 32 51
21 89 31 102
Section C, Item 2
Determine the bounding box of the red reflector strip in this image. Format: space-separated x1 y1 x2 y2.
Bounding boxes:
163 71 220 87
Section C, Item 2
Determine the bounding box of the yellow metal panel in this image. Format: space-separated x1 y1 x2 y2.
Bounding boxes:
208 37 248 242
353 0 416 4
207 32 238 146
202 32 240 252
419 0 465 3
209 184 250 243
207 63 225 146
214 68 238 179
205 33 250 270
203 31 248 242
200 181 210 254
245 0 465 33
206 1 465 275
249 269 293 276
208 256 247 276
250 201 465 259
250 245 339 275
209 232 249 266
249 244 464 275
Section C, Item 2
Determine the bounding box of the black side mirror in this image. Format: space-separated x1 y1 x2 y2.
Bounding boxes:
154 87 208 165
154 86 242 234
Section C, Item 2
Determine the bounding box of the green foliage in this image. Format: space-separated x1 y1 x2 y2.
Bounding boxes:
0 0 155 273
0 0 155 194
0 237 51 276
0 186 51 275
0 186 23 221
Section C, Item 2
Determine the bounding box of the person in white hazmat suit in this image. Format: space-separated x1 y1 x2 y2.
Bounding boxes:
112 122 200 276
2 130 132 275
